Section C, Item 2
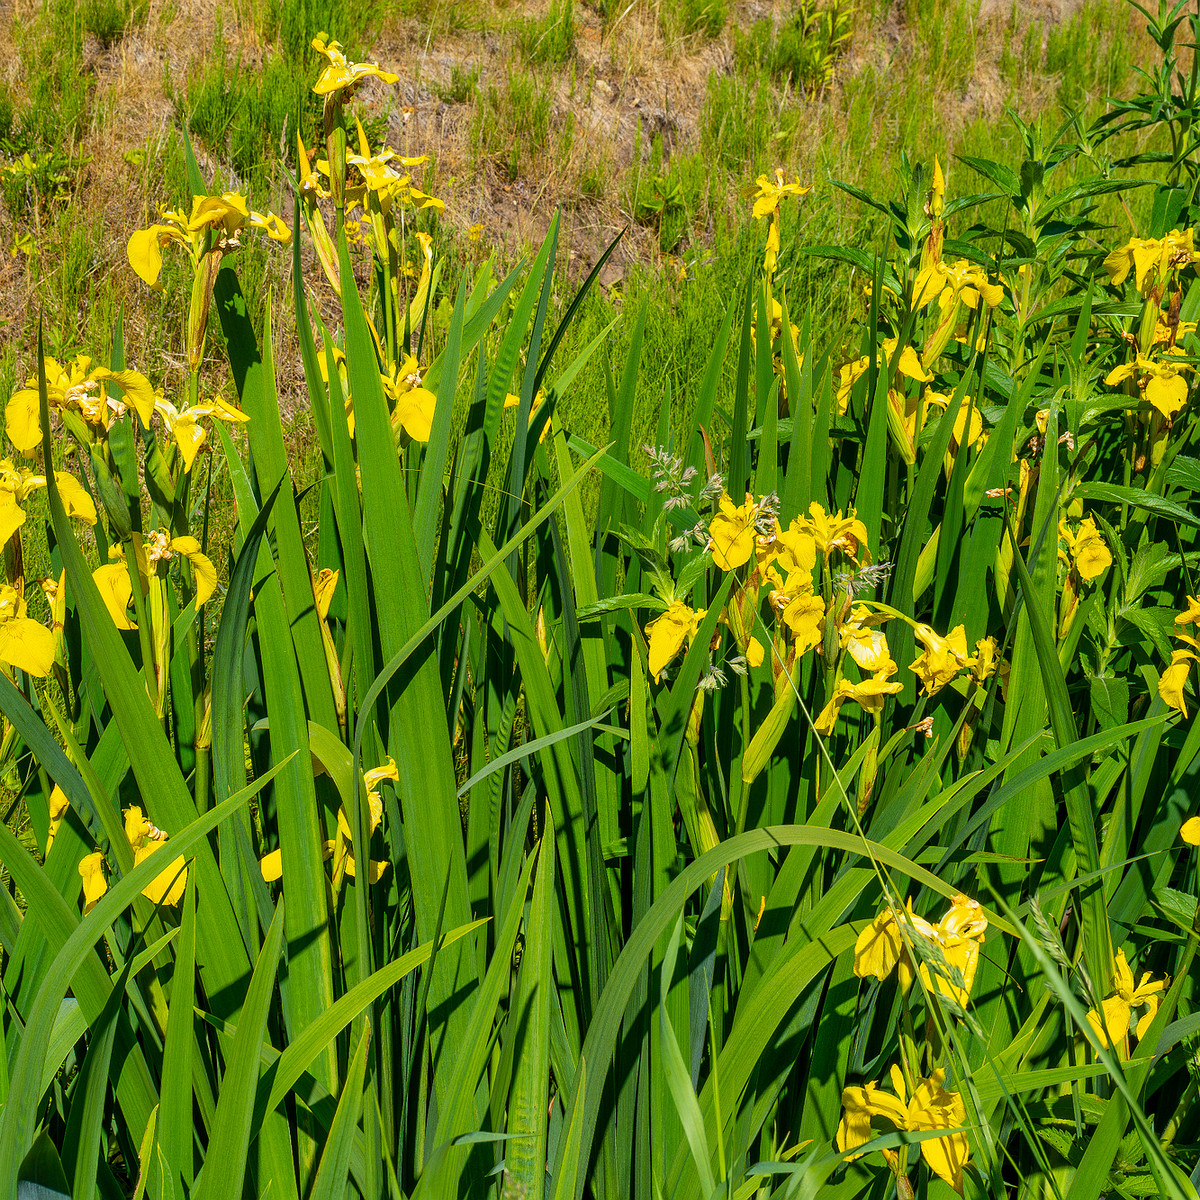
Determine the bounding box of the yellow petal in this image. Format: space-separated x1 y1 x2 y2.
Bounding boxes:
392 386 437 442
126 227 170 290
0 493 26 546
1181 816 1200 845
97 368 157 426
645 602 695 680
745 636 764 669
708 495 756 571
1087 995 1132 1048
1103 245 1132 286
5 389 42 454
93 563 137 630
314 568 340 621
1158 655 1193 716
134 841 187 907
170 536 217 607
918 1129 970 1195
0 616 55 676
1146 372 1189 419
260 849 283 882
46 784 69 851
853 909 902 980
836 1088 876 1157
79 852 108 912
55 472 97 524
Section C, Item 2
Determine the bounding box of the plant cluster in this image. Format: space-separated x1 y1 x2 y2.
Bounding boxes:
0 4 1198 1200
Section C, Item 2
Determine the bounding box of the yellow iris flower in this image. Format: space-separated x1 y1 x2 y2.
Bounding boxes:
918 893 988 1007
777 582 826 655
814 661 904 734
969 636 999 685
769 520 818 578
1103 229 1200 296
1181 817 1200 844
747 168 811 274
800 502 870 564
127 192 291 291
922 390 985 453
1059 516 1112 583
6 356 157 453
837 339 933 415
347 119 444 213
45 785 69 852
503 390 551 446
0 581 56 676
854 893 988 1011
707 493 759 571
1104 353 1192 420
78 852 108 914
839 606 893 673
0 458 97 547
837 1065 971 1194
1176 596 1200 626
311 36 399 97
93 532 217 630
645 600 706 680
909 623 971 696
853 897 938 985
260 759 396 885
913 257 1004 311
78 806 188 912
1158 635 1199 716
1085 949 1167 1053
153 394 249 473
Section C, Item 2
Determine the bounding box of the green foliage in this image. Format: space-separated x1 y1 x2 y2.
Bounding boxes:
732 1 854 94
3 4 1200 1200
474 69 553 179
80 0 148 43
662 0 727 40
436 60 481 104
6 1 92 155
514 0 575 64
177 34 315 188
258 0 375 60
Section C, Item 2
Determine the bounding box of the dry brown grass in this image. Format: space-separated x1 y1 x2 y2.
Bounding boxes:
0 0 1160 412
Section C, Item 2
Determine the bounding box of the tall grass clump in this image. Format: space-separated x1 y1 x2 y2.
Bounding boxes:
0 3 1199 1199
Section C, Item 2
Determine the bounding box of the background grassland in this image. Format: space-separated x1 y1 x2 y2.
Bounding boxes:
0 0 1163 517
